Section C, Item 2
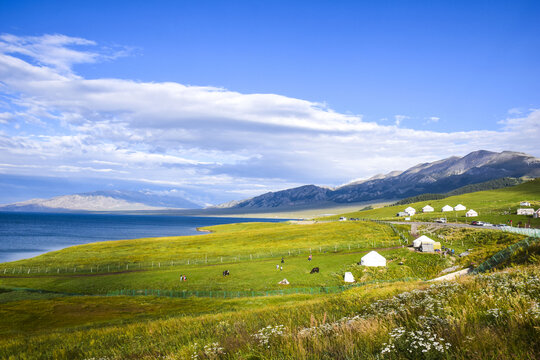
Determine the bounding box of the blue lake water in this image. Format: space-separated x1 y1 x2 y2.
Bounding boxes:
0 212 286 263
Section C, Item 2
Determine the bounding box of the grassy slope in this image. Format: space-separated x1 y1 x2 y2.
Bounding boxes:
1 221 398 269
0 248 451 295
324 178 540 226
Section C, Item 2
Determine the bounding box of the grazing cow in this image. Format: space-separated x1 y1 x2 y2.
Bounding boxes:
223 270 230 276
310 267 319 274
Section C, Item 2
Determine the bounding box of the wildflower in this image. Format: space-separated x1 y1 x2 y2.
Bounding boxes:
252 324 286 348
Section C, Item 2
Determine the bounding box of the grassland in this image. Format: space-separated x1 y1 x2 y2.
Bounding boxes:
2 221 401 270
0 181 539 359
0 265 539 359
325 178 540 226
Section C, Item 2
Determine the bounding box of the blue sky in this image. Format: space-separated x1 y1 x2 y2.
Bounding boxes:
0 1 539 205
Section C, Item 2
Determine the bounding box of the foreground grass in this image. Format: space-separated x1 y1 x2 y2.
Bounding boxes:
327 178 540 226
1 265 539 359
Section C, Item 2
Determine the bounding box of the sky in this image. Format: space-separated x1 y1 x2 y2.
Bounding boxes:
0 0 539 206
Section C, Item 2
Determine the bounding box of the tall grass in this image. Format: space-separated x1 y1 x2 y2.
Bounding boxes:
1 265 539 359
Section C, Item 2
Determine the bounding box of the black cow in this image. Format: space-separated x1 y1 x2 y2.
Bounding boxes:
223 270 230 276
310 267 319 274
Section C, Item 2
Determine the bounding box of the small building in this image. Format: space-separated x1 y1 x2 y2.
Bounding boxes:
360 251 386 267
413 235 435 248
344 272 355 283
422 205 434 213
396 211 409 217
454 204 466 211
534 209 540 218
520 201 531 206
404 207 416 216
517 208 535 216
442 205 453 212
466 209 478 217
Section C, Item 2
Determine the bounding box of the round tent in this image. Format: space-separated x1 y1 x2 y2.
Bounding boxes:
360 251 386 267
442 205 454 212
413 235 435 248
344 272 355 283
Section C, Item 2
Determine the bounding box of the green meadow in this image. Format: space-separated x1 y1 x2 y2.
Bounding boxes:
2 221 400 271
326 178 540 226
0 181 539 359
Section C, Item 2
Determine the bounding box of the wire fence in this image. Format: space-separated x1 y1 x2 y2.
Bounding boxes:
500 226 540 238
105 277 421 299
472 236 539 274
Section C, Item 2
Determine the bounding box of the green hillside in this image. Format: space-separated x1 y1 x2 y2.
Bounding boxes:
326 178 540 226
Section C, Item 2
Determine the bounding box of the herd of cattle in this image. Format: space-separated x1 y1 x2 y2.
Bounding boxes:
221 266 320 276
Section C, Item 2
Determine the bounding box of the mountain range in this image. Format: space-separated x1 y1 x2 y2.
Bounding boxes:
218 150 540 209
0 190 201 212
1 150 538 212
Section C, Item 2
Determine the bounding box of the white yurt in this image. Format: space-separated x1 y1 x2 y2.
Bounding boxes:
442 205 453 212
422 205 434 213
405 207 416 216
278 278 290 285
413 235 435 248
466 209 478 217
344 272 355 283
454 204 466 211
360 251 387 267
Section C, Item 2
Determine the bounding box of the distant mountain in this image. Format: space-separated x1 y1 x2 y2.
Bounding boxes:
0 190 202 212
221 150 540 209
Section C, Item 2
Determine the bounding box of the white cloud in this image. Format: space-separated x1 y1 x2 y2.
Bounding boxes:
0 33 129 75
427 116 440 123
0 33 539 204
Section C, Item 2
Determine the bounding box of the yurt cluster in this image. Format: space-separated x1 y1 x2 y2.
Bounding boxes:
397 203 478 218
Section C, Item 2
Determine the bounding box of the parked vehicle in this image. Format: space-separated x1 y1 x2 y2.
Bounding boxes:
471 221 484 226
435 218 447 223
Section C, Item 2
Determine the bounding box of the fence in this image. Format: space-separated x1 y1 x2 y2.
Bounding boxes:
1 225 403 275
106 277 421 299
472 236 539 274
500 226 540 238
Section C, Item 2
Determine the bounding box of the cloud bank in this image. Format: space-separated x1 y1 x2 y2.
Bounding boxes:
0 34 539 204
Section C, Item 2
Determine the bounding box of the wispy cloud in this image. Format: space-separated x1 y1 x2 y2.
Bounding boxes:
0 34 539 204
394 114 409 126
